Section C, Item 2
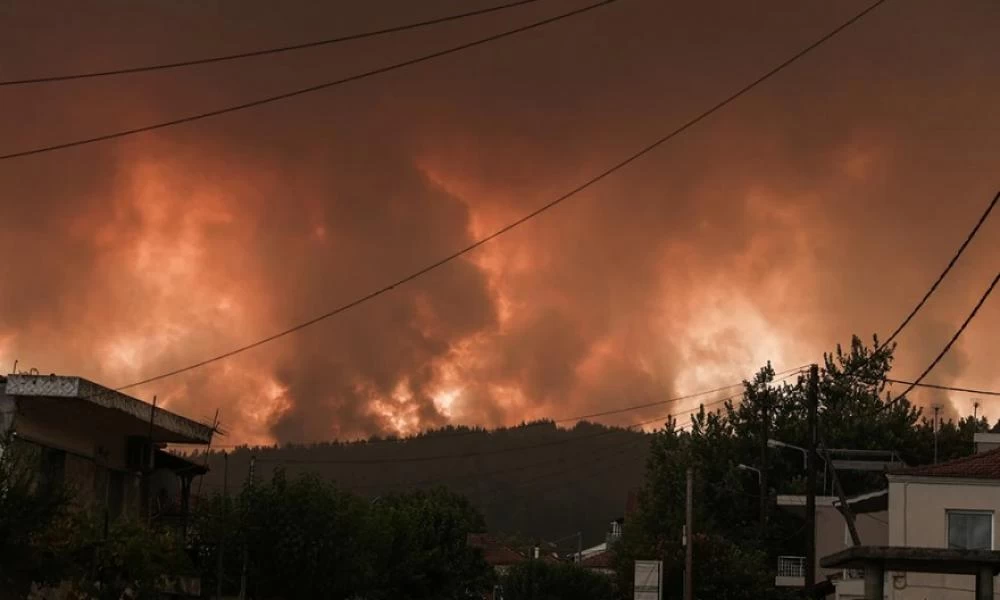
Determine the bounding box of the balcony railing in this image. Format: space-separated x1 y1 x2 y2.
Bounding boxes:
777 556 806 578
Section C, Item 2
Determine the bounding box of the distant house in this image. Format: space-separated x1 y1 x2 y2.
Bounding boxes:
467 533 526 575
579 550 615 576
0 374 214 531
881 439 1000 599
576 517 625 576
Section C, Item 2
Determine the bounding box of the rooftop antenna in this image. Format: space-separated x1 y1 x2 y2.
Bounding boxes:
11 359 17 374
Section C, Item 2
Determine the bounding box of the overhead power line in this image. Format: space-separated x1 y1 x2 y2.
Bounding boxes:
885 378 1000 398
111 0 884 392
0 0 548 86
878 272 999 413
551 364 806 424
0 0 616 161
879 191 999 349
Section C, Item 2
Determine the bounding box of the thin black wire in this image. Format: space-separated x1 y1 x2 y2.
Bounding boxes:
885 378 1000 398
0 0 547 86
109 0 884 392
0 0 615 161
552 365 807 423
878 272 999 413
878 191 999 350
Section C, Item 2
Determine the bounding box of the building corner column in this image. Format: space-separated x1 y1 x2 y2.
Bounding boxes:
864 563 884 600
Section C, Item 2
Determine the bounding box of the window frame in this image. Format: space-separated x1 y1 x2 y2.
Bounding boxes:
946 509 994 550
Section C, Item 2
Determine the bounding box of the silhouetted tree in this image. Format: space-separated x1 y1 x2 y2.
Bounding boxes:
501 560 616 600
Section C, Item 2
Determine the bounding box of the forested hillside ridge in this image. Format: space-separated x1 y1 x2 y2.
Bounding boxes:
185 420 651 545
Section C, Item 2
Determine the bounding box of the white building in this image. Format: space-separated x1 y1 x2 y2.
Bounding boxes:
883 435 1000 599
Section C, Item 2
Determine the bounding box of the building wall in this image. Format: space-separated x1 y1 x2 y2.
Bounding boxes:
888 478 1000 599
2 394 146 517
8 397 131 471
814 506 888 580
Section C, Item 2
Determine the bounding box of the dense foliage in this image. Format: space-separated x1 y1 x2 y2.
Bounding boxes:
192 472 493 599
0 434 191 600
500 560 616 600
191 421 649 545
0 434 74 598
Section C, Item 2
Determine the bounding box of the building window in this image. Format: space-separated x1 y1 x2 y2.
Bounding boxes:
947 510 993 550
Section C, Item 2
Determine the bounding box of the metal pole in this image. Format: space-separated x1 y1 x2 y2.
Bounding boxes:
760 388 769 537
239 455 255 600
216 451 228 600
577 531 582 563
198 409 221 498
684 467 693 600
805 365 818 588
146 396 157 526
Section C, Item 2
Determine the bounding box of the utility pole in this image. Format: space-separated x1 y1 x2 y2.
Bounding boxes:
216 451 228 600
684 467 693 600
933 405 942 464
198 409 221 498
760 388 770 537
239 455 256 600
805 364 818 589
146 396 158 527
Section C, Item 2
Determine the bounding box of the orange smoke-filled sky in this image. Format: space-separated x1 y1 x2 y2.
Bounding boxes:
1 0 997 445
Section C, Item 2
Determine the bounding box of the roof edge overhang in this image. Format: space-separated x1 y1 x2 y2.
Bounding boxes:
5 374 213 444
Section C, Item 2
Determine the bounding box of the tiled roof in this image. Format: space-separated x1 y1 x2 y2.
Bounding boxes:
580 551 613 569
891 447 1000 480
467 534 525 566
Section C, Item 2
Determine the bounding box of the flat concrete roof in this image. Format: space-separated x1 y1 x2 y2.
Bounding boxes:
5 374 213 444
777 495 839 507
777 489 887 513
821 546 1000 575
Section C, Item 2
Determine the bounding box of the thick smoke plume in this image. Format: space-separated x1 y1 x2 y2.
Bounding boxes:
1 0 997 443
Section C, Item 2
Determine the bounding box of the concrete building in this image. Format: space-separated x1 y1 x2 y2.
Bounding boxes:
884 443 1000 599
0 373 214 526
775 491 888 599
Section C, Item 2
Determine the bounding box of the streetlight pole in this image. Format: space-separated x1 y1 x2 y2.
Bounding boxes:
769 439 828 495
737 463 762 487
